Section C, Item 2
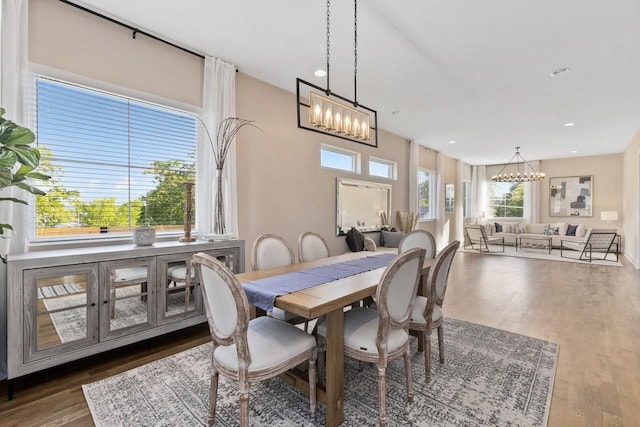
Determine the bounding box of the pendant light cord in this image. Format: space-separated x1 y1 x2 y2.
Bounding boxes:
353 0 359 106
326 0 331 95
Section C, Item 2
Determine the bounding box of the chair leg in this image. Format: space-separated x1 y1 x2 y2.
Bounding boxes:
377 365 387 427
208 369 219 426
437 325 445 363
239 380 250 427
308 349 318 415
404 345 414 402
424 330 432 383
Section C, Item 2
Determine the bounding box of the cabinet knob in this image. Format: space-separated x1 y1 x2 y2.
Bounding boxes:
90 303 96 307
103 300 108 304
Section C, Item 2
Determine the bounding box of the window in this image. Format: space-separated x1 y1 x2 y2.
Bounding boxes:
417 168 435 220
488 182 524 218
369 156 397 180
462 181 472 218
33 76 197 240
320 144 360 173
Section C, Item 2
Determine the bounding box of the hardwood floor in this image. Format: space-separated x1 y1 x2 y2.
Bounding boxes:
1 252 639 426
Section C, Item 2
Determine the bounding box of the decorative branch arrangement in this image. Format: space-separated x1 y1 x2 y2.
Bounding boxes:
379 210 388 227
396 211 418 233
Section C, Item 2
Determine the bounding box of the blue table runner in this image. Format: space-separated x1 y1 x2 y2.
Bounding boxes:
243 253 397 312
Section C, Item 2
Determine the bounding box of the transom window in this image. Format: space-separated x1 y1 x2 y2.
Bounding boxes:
369 156 397 180
33 76 197 240
320 144 361 173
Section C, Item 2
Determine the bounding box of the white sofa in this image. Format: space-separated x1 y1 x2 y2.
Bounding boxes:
481 221 588 247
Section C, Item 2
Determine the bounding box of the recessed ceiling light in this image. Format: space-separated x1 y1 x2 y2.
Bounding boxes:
570 150 578 153
448 140 456 144
564 122 575 127
314 69 326 77
550 67 571 77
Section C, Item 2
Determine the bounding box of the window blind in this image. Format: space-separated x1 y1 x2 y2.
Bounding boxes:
33 76 197 239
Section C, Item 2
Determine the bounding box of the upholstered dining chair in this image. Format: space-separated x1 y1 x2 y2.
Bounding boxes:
166 260 194 310
409 240 460 382
251 234 307 326
316 247 426 426
298 231 331 262
398 229 437 258
193 252 317 427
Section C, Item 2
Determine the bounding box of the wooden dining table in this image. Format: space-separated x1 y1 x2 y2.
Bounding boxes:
235 251 435 427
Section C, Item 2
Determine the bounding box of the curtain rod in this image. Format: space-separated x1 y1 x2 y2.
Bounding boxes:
59 0 206 59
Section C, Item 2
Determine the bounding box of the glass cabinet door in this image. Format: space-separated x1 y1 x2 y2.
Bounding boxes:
100 257 155 340
157 254 200 325
23 263 99 362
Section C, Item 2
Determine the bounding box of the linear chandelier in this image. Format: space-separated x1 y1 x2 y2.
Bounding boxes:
296 0 377 147
491 147 545 182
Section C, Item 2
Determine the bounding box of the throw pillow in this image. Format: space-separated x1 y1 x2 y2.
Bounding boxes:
566 224 578 236
381 230 403 248
575 224 588 238
494 222 503 233
345 227 365 252
543 226 559 236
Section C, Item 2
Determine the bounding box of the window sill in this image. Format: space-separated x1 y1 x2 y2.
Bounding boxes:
29 232 190 253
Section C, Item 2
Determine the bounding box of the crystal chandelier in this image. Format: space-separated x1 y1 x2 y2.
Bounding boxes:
491 147 545 182
296 0 377 147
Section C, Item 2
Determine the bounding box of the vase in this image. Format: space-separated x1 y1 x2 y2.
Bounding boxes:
214 168 226 235
133 225 156 246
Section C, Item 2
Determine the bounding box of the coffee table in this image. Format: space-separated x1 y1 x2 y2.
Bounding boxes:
515 235 552 254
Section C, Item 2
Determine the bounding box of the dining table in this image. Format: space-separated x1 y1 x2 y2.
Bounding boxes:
235 250 435 427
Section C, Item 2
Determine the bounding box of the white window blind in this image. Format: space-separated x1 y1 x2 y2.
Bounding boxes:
33 76 197 239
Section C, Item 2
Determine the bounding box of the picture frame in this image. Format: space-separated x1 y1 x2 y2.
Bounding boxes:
549 175 593 217
445 183 455 214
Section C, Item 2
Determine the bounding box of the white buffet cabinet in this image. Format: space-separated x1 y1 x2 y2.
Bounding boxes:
6 239 244 380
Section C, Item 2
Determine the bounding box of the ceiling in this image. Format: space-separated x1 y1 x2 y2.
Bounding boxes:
73 0 640 165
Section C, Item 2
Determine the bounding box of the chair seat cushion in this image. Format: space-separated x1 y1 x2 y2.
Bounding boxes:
268 307 301 322
317 307 409 355
214 316 315 372
562 241 584 251
167 265 195 280
409 295 442 325
113 266 147 283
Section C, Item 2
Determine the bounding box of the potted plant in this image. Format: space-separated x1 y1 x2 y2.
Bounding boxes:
0 107 49 262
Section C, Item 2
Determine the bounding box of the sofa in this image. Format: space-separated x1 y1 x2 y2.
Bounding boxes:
481 221 589 247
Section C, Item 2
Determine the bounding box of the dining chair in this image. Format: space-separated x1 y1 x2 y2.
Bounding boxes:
316 247 426 426
109 266 148 318
166 260 194 310
298 231 331 262
409 240 460 382
398 229 436 258
193 252 317 427
251 234 307 326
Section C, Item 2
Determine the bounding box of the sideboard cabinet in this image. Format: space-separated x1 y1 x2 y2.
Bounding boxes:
7 240 244 380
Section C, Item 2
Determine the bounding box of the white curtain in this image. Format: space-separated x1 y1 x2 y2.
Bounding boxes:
455 160 464 241
435 152 447 248
198 57 237 238
470 166 479 222
409 140 418 214
477 165 488 219
523 160 540 223
0 0 29 381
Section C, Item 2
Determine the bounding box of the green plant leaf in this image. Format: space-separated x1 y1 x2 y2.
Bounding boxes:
26 171 51 180
13 163 35 180
2 126 35 146
0 169 12 187
0 197 28 204
0 150 18 168
14 181 46 196
9 145 40 167
0 223 14 232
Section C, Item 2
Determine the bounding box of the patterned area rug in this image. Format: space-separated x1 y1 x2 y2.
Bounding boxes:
83 318 558 426
460 246 623 266
37 282 84 299
43 286 193 343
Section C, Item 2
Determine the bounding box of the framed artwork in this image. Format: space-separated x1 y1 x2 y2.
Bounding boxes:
445 183 454 214
549 175 593 217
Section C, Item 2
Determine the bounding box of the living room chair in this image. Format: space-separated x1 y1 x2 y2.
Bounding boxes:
398 229 436 258
316 247 426 426
560 229 618 262
251 234 308 327
464 224 504 252
193 252 317 427
409 240 460 382
298 231 331 262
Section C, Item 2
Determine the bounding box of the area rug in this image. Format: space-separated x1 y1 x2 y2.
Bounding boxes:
460 246 623 266
83 318 558 426
37 282 84 299
43 286 193 343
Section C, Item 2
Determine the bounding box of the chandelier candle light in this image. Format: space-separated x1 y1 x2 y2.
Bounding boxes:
491 147 545 182
296 0 377 147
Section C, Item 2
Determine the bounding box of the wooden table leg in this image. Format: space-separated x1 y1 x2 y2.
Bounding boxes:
325 308 344 427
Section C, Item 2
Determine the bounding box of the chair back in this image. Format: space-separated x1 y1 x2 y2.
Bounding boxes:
251 234 296 271
426 240 460 310
398 230 436 258
583 228 617 250
193 252 250 359
298 231 331 262
464 225 486 243
376 248 426 336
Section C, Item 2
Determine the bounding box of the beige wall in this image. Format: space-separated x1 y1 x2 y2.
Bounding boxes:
538 154 623 231
623 130 640 268
235 73 410 264
29 0 203 106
